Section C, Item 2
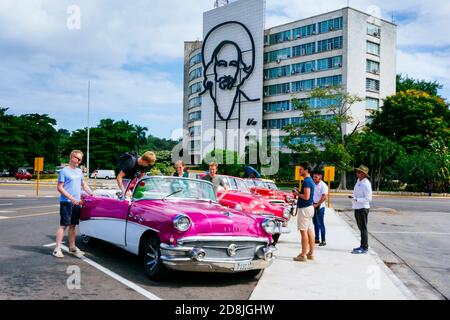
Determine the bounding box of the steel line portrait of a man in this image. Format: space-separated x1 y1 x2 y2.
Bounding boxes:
200 21 259 124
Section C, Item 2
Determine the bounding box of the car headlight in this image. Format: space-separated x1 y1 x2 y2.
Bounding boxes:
234 204 243 211
262 218 276 234
173 214 191 232
282 207 290 219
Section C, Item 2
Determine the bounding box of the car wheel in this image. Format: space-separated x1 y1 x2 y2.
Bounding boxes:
81 234 97 245
142 235 168 281
272 233 281 244
245 269 263 278
105 176 109 180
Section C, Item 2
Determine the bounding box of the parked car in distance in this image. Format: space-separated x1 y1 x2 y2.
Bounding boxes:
246 178 296 205
0 169 10 177
80 176 277 280
90 170 116 179
15 169 32 180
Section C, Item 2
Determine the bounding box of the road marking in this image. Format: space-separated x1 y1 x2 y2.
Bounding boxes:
371 231 450 235
0 203 13 206
44 243 162 300
0 210 16 213
8 204 59 211
0 216 8 219
0 211 58 220
17 195 26 197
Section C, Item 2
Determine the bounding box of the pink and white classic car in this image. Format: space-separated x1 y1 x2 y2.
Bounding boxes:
79 176 277 280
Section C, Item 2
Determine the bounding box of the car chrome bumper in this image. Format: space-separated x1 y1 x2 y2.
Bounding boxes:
160 243 276 273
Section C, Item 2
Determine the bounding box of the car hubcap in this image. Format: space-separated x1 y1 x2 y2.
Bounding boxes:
81 235 90 243
146 244 158 271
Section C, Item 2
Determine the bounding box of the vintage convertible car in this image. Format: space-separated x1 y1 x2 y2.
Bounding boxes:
245 178 296 205
79 176 278 280
213 175 292 244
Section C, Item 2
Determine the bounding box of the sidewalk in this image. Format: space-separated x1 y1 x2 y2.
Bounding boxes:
250 208 416 300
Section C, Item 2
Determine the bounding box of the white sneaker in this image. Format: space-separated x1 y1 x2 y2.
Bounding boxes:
52 249 64 258
69 246 85 256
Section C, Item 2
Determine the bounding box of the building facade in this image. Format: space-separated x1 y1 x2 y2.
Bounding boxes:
183 2 397 164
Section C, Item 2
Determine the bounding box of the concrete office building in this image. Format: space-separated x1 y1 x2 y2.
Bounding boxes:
183 0 397 164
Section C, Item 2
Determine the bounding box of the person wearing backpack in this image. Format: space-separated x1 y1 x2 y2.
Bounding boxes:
116 151 156 196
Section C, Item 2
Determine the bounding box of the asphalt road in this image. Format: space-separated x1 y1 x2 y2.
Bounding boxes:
0 184 259 300
331 194 450 300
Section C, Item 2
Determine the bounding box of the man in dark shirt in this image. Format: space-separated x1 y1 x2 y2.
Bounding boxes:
201 162 229 200
116 151 156 196
293 161 315 262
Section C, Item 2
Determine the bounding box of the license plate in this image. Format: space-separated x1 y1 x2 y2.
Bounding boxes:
234 261 253 271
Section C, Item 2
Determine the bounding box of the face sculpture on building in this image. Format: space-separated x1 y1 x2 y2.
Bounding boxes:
200 21 259 122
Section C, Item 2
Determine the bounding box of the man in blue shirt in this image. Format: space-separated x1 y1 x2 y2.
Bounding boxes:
53 150 93 258
293 161 315 262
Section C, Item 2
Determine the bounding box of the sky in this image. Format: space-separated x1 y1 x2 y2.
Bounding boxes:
1 0 449 139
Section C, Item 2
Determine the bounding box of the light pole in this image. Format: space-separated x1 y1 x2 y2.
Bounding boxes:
87 80 90 177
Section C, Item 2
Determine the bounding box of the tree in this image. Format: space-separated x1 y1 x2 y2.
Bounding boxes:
350 131 404 191
397 74 443 96
0 108 59 171
283 86 364 189
370 90 450 153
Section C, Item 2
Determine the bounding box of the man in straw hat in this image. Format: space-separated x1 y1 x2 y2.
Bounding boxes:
350 165 373 254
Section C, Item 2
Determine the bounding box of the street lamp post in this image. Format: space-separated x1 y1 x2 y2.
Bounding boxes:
87 80 90 178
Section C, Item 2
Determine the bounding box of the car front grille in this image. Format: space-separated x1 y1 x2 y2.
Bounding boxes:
179 240 265 261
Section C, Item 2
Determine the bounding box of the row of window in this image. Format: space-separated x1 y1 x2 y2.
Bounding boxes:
275 135 324 148
265 56 342 80
264 75 342 96
189 53 202 67
189 67 202 81
189 82 202 95
188 126 201 136
188 96 202 109
264 97 340 112
263 114 334 129
264 36 343 63
188 111 201 122
265 17 343 45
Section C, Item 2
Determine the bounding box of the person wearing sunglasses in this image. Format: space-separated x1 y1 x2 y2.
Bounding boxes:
53 150 93 258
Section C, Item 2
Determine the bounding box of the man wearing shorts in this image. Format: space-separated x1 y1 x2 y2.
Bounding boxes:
53 150 93 258
293 161 315 262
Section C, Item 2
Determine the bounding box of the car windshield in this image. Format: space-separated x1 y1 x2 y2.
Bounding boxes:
132 176 217 202
264 181 278 190
254 179 265 188
234 178 251 193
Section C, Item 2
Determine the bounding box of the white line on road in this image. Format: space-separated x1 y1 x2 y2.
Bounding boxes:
44 243 162 300
0 203 13 206
6 204 59 211
0 216 8 219
0 211 58 220
0 211 16 213
17 195 26 197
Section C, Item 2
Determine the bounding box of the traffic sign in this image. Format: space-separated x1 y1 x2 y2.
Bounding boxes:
34 157 44 172
324 166 335 182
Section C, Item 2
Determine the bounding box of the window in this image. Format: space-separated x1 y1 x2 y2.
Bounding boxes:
292 23 316 39
263 101 291 112
366 97 379 109
317 75 342 88
297 97 315 108
292 60 315 74
269 30 292 45
317 36 343 53
317 56 342 71
189 67 203 81
367 41 380 56
190 140 201 150
188 111 201 122
264 83 291 96
367 23 381 37
366 78 380 92
189 53 202 67
316 97 340 108
265 48 291 63
292 79 315 92
263 118 290 129
366 60 380 74
188 126 201 137
189 82 203 95
188 97 202 109
318 17 343 34
265 65 291 80
292 42 316 57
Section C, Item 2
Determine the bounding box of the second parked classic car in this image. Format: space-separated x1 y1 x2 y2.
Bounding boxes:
80 176 278 280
